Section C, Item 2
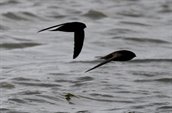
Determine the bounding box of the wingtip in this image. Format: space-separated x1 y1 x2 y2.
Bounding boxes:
73 56 77 59
73 54 79 59
37 29 45 33
85 68 93 73
37 30 41 33
85 70 89 73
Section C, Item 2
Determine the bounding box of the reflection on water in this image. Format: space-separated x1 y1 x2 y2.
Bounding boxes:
0 0 172 113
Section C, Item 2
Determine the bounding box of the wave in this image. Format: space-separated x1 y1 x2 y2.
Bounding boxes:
120 21 151 27
0 42 42 50
135 78 172 83
124 37 170 44
2 11 41 21
131 59 172 63
83 10 107 19
69 58 172 64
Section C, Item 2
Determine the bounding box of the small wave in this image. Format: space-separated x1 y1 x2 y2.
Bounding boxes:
12 77 40 82
1 110 29 113
135 78 172 83
89 93 114 98
75 110 91 113
0 82 15 89
19 90 42 95
157 106 172 109
13 81 61 87
158 3 172 13
0 35 33 42
156 105 172 113
12 77 40 81
117 9 144 17
131 71 168 77
55 79 76 84
21 12 40 18
155 78 172 83
0 108 9 112
123 37 170 44
0 0 19 6
3 12 29 21
71 82 89 87
76 76 94 82
9 98 26 104
36 94 62 102
110 28 138 35
0 24 9 30
0 42 42 50
80 95 115 103
0 109 29 113
24 98 55 105
80 95 135 104
2 11 42 21
132 59 172 63
120 21 151 27
83 10 107 19
13 81 62 87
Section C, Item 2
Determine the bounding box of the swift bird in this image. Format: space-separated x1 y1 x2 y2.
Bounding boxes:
85 50 136 72
38 22 86 59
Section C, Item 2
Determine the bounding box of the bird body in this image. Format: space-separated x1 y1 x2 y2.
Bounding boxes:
100 50 136 61
85 50 136 72
38 22 86 59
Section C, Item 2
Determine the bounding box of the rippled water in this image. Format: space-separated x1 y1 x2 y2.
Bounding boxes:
1 0 172 113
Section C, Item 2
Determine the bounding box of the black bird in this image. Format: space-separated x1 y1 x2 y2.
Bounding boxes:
85 50 136 72
38 22 86 59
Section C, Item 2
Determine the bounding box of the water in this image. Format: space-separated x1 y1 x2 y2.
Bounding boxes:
0 0 172 113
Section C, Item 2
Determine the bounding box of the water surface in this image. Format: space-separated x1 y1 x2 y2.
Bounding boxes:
1 0 172 113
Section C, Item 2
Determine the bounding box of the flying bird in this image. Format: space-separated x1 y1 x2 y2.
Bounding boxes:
85 50 136 72
38 22 86 59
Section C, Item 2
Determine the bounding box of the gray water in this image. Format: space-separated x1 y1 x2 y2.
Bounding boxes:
0 0 172 113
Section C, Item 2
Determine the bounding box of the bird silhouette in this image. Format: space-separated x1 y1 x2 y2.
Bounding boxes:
38 22 86 59
85 50 136 72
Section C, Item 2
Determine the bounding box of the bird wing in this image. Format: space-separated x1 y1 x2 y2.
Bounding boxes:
85 57 114 73
85 53 121 72
73 30 84 59
38 23 65 33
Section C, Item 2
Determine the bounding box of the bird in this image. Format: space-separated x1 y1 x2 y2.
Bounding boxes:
85 50 136 72
38 22 86 59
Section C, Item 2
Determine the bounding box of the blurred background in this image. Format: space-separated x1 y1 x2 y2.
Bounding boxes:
0 0 172 113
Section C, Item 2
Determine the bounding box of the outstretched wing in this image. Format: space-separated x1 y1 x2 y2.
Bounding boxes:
73 30 85 59
38 24 64 33
85 53 121 72
85 57 114 73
